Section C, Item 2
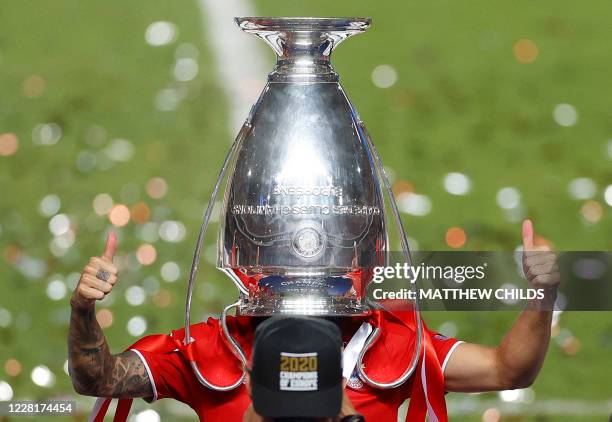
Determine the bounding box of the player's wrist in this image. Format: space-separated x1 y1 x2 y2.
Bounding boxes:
527 286 558 310
70 294 95 314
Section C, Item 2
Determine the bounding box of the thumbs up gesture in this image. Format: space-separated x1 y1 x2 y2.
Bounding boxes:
521 220 560 289
71 232 119 310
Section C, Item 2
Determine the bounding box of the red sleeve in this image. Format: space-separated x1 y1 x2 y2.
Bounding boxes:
132 348 195 404
428 331 464 373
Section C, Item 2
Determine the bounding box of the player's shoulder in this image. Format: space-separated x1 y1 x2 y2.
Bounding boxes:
132 316 253 365
170 317 220 342
377 308 419 331
367 309 459 354
167 315 254 345
376 308 441 337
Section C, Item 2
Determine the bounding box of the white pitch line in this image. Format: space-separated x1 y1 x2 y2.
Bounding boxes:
197 0 269 137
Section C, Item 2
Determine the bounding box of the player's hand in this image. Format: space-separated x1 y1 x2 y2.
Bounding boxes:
70 232 119 310
521 220 560 289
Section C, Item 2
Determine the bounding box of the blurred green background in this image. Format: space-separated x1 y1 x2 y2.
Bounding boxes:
0 0 610 421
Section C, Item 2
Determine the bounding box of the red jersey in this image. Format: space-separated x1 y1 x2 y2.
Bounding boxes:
91 311 462 422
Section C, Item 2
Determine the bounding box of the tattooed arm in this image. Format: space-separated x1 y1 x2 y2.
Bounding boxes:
68 233 153 398
68 305 152 397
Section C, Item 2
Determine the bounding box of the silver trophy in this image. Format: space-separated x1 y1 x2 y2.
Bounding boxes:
184 17 421 391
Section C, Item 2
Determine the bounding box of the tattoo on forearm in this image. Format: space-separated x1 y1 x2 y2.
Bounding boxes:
68 306 152 398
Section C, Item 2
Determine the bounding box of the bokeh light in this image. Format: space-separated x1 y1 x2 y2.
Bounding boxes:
159 220 186 242
0 133 19 156
0 380 14 401
553 103 578 127
371 64 398 88
174 58 199 82
513 38 539 63
561 336 582 356
127 316 147 336
16 254 47 279
136 244 157 266
446 227 467 248
138 222 160 242
396 192 432 216
499 388 535 403
443 172 471 196
105 138 135 162
146 177 168 199
93 193 114 215
131 202 151 224
22 74 46 97
568 177 596 200
580 200 603 223
109 204 131 227
143 276 160 295
2 245 20 264
32 123 61 145
155 88 183 111
496 187 521 209
31 365 55 388
50 230 75 257
76 150 97 172
125 286 146 306
603 185 612 206
39 194 61 217
161 262 180 282
392 180 414 196
134 409 161 422
482 408 501 422
48 214 70 236
499 389 520 402
46 279 67 301
145 21 177 47
153 289 172 308
4 359 22 377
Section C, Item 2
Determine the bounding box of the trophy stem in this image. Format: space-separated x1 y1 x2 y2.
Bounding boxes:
235 17 371 83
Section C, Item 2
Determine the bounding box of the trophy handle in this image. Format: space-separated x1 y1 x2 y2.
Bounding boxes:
189 301 247 391
184 122 249 348
355 122 423 389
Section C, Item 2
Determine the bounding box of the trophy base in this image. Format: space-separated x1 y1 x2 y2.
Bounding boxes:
239 296 370 316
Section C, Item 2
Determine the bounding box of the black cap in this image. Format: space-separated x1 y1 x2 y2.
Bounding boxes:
251 316 343 418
